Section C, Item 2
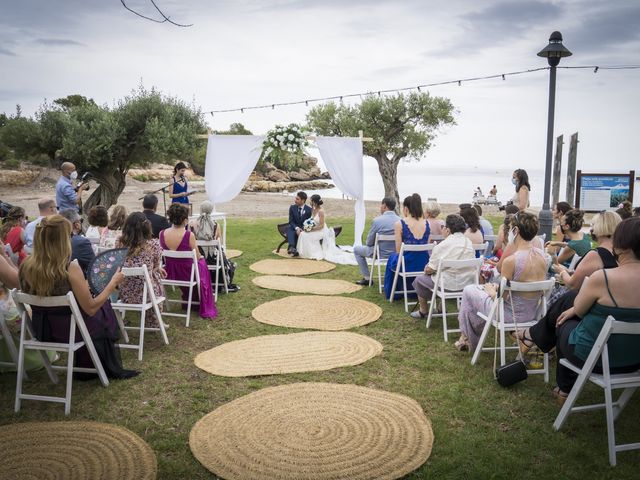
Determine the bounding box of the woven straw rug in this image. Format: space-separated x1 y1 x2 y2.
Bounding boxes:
252 295 382 330
190 382 433 480
250 258 335 276
0 421 157 479
194 331 382 377
226 249 242 259
253 275 362 295
272 249 291 258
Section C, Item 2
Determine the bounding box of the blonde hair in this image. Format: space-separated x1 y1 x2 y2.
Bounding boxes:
424 201 441 218
591 211 622 238
108 205 127 230
19 215 71 296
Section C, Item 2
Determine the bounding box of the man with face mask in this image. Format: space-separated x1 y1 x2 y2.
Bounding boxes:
56 162 89 213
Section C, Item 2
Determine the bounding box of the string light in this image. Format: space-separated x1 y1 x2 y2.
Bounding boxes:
205 65 640 115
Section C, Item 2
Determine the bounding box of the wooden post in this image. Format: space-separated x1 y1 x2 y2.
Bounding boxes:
552 134 563 207
566 132 578 204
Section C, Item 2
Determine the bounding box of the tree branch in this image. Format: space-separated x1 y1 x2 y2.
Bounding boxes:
120 0 193 27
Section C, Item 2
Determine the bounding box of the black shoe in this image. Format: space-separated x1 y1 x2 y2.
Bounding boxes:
291 249 299 257
355 278 372 286
287 247 294 254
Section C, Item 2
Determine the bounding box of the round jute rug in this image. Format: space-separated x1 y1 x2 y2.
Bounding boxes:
190 382 433 480
252 275 362 295
194 331 382 377
0 421 157 480
226 249 242 259
252 295 382 330
250 258 335 276
272 249 290 258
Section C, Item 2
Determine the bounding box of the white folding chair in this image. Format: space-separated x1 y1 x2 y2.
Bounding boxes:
483 235 498 255
472 242 489 258
88 236 100 254
429 234 444 243
553 316 640 466
111 265 168 361
161 249 200 327
367 233 395 293
0 310 24 377
426 257 484 341
568 253 582 271
389 243 435 312
471 278 555 382
12 290 109 415
196 239 228 301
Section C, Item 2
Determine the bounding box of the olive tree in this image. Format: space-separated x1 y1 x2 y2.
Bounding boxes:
306 92 455 209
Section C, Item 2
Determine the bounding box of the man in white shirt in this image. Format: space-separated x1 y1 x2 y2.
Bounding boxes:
410 214 476 319
23 197 57 254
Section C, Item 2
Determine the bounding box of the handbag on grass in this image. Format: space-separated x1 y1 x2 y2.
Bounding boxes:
493 281 528 387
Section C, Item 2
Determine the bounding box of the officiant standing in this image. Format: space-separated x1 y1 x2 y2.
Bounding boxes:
287 191 312 257
169 161 194 206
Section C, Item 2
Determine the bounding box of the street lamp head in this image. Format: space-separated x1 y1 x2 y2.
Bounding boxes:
537 31 572 67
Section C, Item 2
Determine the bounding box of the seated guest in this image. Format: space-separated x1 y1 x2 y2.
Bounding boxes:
59 209 95 276
616 201 633 220
383 194 430 299
424 201 445 238
456 212 547 351
0 241 19 288
100 205 127 249
493 204 519 254
0 206 27 265
85 206 109 241
553 201 572 241
353 197 400 286
410 214 476 319
117 212 166 328
192 201 238 293
633 207 640 217
142 194 170 238
160 204 217 319
23 197 57 254
517 217 640 404
459 206 484 245
18 215 137 379
546 209 591 266
473 204 494 238
551 211 621 292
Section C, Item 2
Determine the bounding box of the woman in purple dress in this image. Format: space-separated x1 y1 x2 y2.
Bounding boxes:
160 204 217 319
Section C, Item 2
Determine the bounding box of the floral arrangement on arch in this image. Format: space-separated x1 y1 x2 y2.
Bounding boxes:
261 123 309 171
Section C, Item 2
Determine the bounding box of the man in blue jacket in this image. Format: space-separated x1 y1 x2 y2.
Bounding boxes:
353 197 400 286
286 191 312 257
60 208 95 277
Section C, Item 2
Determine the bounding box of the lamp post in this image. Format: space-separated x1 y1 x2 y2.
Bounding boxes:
537 31 572 241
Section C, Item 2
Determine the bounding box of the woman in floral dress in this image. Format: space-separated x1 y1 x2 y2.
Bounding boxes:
117 212 166 328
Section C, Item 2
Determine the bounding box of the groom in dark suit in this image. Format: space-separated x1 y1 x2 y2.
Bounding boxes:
287 191 312 256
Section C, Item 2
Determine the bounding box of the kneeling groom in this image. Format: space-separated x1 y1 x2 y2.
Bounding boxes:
354 197 400 285
287 191 312 256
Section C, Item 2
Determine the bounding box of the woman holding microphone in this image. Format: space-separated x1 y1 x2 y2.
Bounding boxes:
169 162 194 205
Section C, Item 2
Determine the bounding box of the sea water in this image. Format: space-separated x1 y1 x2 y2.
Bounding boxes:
307 155 547 207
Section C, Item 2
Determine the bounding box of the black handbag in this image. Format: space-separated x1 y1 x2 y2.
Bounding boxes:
495 360 528 387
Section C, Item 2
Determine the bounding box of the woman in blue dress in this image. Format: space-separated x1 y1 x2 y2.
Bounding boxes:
384 194 431 299
169 161 193 205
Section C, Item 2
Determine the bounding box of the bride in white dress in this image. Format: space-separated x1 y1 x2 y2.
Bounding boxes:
296 194 357 265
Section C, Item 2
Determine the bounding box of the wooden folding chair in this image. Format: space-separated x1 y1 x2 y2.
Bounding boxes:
553 316 640 466
12 290 109 415
111 265 169 361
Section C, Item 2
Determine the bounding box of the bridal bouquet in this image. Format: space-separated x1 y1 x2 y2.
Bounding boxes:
303 218 316 232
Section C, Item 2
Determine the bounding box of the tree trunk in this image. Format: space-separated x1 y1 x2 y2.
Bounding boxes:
373 154 401 214
82 170 128 214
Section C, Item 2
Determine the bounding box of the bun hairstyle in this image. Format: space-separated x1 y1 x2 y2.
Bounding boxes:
510 211 539 241
167 203 190 226
310 194 323 207
120 212 152 256
616 200 633 220
403 193 423 219
563 209 584 232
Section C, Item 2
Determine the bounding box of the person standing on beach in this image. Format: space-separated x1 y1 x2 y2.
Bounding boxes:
286 191 312 257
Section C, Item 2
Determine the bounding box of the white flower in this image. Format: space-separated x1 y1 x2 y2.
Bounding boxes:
288 134 294 140
276 135 284 142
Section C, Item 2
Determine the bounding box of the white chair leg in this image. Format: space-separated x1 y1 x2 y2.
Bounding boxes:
64 341 75 416
426 289 437 329
116 309 129 344
377 260 383 294
613 387 636 421
14 319 27 413
154 302 169 345
442 297 448 342
402 275 409 312
543 353 549 383
75 314 108 387
185 285 193 327
471 318 492 365
604 384 617 466
389 270 399 303
499 326 506 365
138 308 146 361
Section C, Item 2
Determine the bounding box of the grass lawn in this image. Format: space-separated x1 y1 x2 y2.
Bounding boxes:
1 216 638 479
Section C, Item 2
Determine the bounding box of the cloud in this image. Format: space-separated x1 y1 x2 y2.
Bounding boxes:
0 46 16 56
35 38 85 47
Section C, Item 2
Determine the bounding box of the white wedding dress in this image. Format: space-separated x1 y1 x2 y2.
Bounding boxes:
296 213 357 265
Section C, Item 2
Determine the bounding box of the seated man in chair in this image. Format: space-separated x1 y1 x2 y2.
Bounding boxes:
353 197 400 285
286 191 312 257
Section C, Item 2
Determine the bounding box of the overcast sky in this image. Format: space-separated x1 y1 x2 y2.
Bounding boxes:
1 0 639 176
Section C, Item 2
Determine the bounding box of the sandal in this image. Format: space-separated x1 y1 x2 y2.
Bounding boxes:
514 329 535 356
552 386 569 406
454 338 469 351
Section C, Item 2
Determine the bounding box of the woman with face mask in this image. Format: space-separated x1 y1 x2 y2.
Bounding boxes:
455 212 547 351
510 169 531 211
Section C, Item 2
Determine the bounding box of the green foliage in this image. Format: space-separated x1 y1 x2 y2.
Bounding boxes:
306 92 455 207
214 122 253 136
0 116 42 160
260 123 308 171
53 94 96 111
36 103 69 163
